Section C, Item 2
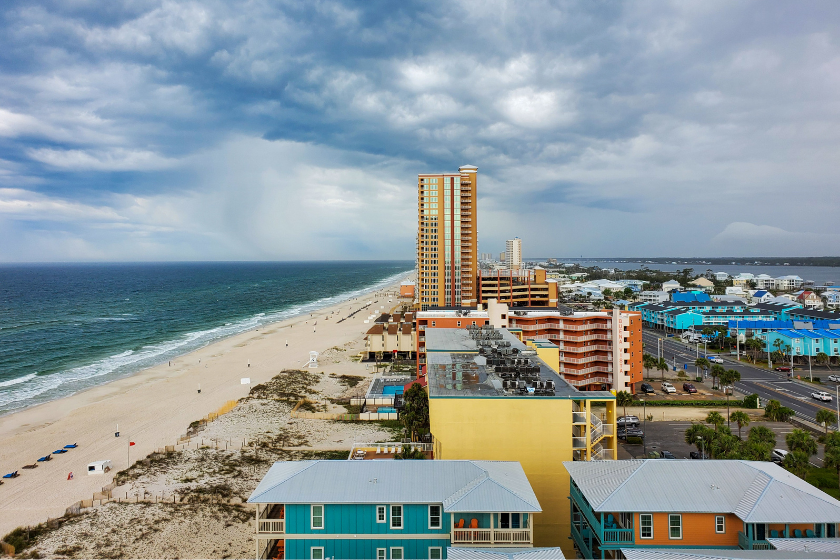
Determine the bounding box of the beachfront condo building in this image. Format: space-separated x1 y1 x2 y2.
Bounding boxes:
506 238 522 270
425 326 617 557
417 165 479 310
248 459 542 559
477 268 559 308
565 459 840 559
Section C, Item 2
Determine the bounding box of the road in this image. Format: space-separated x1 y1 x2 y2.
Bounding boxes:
641 328 839 425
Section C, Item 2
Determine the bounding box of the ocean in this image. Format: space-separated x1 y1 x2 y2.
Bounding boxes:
0 261 412 416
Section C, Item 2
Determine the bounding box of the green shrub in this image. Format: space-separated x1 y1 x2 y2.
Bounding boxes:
626 436 644 445
630 400 744 408
742 394 759 409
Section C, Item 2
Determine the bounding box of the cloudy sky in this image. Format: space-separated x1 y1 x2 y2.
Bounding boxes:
1 0 838 261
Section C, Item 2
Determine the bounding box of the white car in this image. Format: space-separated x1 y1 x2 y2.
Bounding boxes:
812 391 833 402
708 356 724 364
662 382 676 394
829 374 840 383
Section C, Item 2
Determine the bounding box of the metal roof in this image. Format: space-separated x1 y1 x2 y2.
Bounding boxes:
564 460 840 523
767 538 840 553
248 460 541 513
621 548 840 560
447 547 565 559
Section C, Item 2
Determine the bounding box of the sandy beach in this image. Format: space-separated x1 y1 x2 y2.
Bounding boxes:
0 277 409 542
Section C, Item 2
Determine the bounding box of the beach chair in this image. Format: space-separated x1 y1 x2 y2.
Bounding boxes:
806 529 815 538
770 530 779 538
376 446 381 454
22 464 38 469
37 455 51 462
794 529 803 538
2 471 19 479
63 443 78 449
53 449 68 454
456 519 465 528
469 519 478 529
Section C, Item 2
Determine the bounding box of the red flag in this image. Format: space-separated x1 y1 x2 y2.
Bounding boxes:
129 441 135 446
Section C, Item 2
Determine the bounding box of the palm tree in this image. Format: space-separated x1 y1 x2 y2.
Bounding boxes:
710 364 725 390
745 338 763 363
616 390 634 423
719 369 741 426
786 429 818 457
695 357 710 378
816 409 837 435
706 411 725 432
816 352 832 371
824 433 840 491
657 357 669 382
643 353 656 379
730 411 750 439
783 450 811 479
748 425 776 448
764 399 795 422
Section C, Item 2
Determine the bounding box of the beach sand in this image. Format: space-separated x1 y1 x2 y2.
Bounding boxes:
0 280 408 540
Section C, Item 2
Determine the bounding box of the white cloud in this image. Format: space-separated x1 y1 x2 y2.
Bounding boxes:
26 147 178 171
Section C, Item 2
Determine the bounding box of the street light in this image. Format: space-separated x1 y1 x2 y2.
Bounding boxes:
698 436 705 460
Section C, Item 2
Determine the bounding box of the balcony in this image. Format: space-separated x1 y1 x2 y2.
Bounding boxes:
739 531 771 551
564 322 612 331
451 528 532 546
562 375 613 387
258 519 285 534
563 355 611 365
570 483 634 547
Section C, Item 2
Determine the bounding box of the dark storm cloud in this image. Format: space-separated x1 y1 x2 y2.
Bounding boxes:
0 0 838 260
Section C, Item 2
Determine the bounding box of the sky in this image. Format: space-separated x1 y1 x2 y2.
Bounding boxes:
1 1 839 262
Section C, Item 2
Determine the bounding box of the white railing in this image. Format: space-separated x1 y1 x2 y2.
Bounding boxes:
572 411 586 424
452 529 531 545
591 444 609 461
258 519 285 533
562 375 613 387
561 345 610 353
572 436 587 449
590 413 603 441
563 355 610 365
563 322 611 331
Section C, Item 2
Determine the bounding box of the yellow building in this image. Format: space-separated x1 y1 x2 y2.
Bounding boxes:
417 165 478 310
426 326 617 556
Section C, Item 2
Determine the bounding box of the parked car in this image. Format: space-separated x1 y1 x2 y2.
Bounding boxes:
660 450 676 459
708 356 724 364
662 381 676 394
640 383 656 394
689 451 701 460
683 383 697 394
617 415 640 427
775 366 792 372
812 391 833 402
617 427 645 440
828 374 840 383
771 449 789 464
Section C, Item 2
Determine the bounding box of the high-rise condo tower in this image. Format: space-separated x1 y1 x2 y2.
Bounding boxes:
417 165 478 310
506 237 522 270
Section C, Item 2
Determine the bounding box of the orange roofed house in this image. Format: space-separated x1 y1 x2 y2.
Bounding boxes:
565 459 840 559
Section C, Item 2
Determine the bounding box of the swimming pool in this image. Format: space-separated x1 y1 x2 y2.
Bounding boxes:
378 407 397 413
382 386 404 396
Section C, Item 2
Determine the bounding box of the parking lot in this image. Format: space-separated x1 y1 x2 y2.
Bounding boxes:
617 420 827 465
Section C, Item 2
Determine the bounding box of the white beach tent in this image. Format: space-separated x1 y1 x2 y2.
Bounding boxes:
87 460 113 475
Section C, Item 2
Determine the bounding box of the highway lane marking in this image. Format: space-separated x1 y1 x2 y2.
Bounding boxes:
754 382 835 413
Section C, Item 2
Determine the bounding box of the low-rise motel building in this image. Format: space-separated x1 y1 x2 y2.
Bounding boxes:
425 326 617 556
476 267 559 308
565 459 840 559
416 301 642 394
247 459 543 560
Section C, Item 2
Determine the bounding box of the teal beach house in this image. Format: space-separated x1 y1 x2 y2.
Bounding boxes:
248 460 542 559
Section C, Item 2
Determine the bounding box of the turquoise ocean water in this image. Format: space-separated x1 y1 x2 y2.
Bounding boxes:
0 261 412 416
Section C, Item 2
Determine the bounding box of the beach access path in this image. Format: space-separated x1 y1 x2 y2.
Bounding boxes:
0 281 406 537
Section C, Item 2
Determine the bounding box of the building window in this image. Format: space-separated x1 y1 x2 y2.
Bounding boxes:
391 547 404 560
377 549 386 560
669 514 682 539
715 515 725 533
429 547 442 559
429 505 442 529
640 514 653 539
377 505 386 523
311 505 324 529
391 505 403 529
311 547 324 559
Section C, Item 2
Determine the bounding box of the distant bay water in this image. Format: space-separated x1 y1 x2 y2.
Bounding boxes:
550 260 840 285
0 261 412 416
